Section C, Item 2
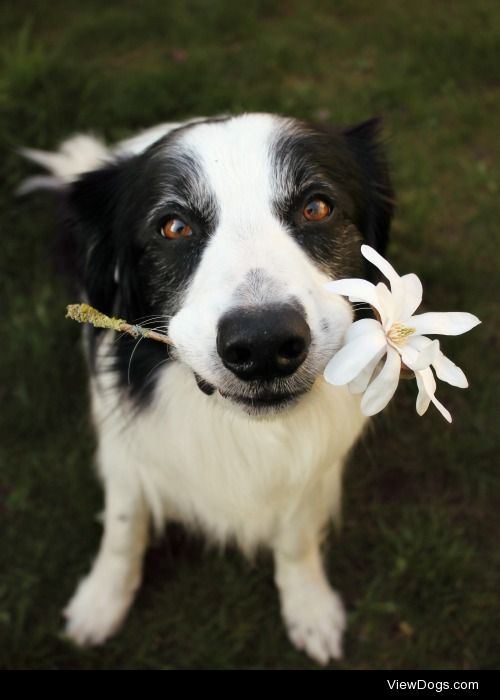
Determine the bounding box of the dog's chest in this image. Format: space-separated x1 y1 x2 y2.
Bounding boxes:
93 362 366 550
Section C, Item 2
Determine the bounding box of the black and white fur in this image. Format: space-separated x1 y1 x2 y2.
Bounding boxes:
23 113 392 665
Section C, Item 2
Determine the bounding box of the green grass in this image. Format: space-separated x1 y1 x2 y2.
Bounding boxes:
1 0 499 670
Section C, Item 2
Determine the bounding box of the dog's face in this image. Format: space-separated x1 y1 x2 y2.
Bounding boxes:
70 114 392 415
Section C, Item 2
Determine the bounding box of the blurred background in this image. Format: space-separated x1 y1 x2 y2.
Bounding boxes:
1 0 498 669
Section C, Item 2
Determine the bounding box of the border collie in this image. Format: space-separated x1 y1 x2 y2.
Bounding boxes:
22 114 393 665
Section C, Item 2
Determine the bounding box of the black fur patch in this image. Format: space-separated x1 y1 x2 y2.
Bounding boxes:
271 118 393 281
68 133 218 403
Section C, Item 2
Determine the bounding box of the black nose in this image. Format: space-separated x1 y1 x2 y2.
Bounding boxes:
216 305 311 381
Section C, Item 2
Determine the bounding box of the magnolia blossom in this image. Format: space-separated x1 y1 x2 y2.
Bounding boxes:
324 245 480 422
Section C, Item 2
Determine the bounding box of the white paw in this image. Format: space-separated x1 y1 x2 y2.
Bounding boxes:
280 581 347 665
63 564 138 647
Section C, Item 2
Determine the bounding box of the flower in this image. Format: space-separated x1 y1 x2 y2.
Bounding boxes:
324 245 480 422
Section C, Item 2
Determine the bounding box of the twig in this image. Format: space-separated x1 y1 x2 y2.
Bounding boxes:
66 303 175 346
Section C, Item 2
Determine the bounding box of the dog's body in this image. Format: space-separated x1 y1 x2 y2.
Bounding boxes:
23 114 392 664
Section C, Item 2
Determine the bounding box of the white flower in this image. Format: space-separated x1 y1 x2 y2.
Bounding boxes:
324 245 480 422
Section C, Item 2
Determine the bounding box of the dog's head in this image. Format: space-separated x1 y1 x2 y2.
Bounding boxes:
69 114 393 415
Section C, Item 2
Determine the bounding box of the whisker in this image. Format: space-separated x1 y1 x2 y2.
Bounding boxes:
137 319 173 330
143 358 170 385
351 304 374 312
128 313 174 327
127 336 146 385
130 313 168 323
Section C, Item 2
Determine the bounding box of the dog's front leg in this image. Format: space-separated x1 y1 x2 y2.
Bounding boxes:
273 521 346 665
64 470 149 647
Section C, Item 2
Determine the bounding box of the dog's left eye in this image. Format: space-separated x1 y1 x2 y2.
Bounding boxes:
303 198 332 222
160 218 193 239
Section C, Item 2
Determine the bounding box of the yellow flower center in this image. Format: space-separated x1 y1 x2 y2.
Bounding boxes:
387 322 416 346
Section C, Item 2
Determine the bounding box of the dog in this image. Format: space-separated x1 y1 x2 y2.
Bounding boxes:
22 113 393 665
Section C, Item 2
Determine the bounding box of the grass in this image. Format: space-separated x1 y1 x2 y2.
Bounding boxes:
0 0 499 669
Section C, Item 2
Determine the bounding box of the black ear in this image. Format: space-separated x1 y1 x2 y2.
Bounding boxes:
343 117 394 254
68 160 129 316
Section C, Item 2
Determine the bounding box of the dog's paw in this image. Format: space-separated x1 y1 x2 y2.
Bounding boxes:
280 581 347 665
63 566 137 647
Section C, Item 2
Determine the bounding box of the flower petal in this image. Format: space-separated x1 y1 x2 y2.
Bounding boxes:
324 330 387 385
430 393 452 423
408 312 481 336
361 244 405 309
408 339 440 371
384 321 468 387
419 365 436 395
345 317 385 342
400 273 423 319
324 278 383 316
375 282 394 328
360 346 401 416
418 367 452 423
399 343 420 369
415 369 432 416
432 352 468 388
348 348 386 394
406 334 433 350
361 245 400 287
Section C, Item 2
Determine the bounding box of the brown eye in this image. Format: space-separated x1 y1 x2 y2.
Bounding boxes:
303 198 332 222
161 218 192 239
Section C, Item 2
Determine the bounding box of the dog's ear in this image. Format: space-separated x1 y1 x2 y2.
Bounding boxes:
342 117 394 255
68 159 131 316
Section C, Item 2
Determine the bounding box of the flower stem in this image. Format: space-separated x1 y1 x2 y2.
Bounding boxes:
65 303 175 346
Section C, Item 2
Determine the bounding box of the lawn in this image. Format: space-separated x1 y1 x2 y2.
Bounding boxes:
0 0 498 669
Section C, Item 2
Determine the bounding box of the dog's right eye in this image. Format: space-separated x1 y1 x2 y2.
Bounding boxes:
160 218 193 240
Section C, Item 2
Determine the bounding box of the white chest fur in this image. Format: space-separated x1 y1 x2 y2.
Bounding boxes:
92 357 367 554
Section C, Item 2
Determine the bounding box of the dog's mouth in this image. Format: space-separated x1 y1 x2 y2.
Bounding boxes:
219 388 305 411
194 373 307 412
